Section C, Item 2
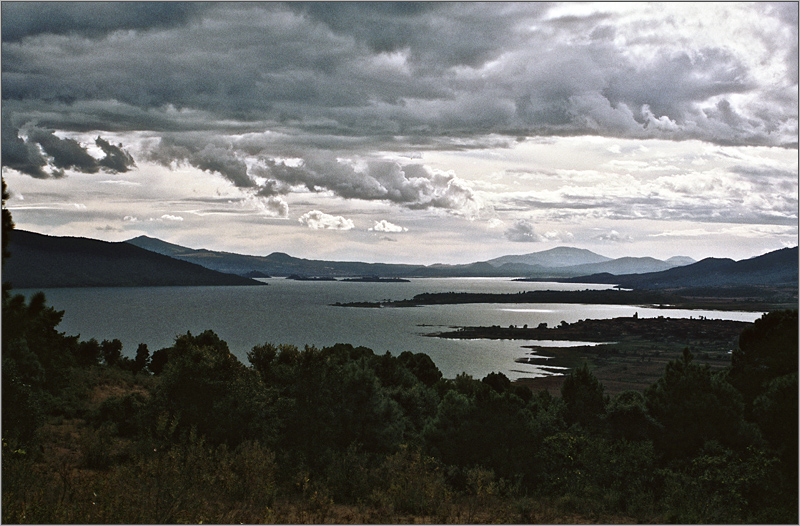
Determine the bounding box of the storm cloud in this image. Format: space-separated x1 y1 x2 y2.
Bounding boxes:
1 2 796 264
2 114 136 178
2 2 796 157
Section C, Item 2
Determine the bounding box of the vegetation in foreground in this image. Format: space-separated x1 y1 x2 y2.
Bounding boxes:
3 288 797 523
2 184 798 524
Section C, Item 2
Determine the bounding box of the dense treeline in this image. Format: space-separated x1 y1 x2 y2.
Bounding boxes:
2 184 798 523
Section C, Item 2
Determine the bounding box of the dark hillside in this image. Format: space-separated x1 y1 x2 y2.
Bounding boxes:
567 247 798 290
3 230 264 288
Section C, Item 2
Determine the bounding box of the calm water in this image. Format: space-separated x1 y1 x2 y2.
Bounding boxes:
18 278 764 380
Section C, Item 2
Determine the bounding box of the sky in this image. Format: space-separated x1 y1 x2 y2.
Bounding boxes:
1 2 797 265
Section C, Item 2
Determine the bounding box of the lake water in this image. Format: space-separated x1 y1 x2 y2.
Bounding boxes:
18 278 764 381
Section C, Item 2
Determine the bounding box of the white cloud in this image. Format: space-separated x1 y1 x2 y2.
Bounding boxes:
298 210 355 230
594 230 633 243
160 214 184 222
240 194 289 218
369 219 407 233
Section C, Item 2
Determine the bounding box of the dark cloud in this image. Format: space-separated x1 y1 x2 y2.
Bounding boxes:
1 114 136 177
289 2 529 68
96 137 136 173
146 138 252 188
1 113 49 178
1 2 206 42
1 2 796 184
26 128 99 174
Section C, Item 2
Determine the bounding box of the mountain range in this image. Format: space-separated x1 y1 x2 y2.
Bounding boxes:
126 236 695 279
3 229 795 292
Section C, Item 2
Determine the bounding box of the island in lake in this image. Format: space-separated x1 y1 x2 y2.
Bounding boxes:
286 274 338 281
340 276 411 283
332 288 792 311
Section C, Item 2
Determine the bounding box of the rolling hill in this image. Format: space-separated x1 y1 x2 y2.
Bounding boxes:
3 230 265 288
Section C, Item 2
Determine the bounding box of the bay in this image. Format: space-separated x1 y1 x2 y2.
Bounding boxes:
18 278 764 381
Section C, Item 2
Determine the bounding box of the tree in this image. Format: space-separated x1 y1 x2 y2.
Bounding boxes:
560 362 606 429
729 310 798 406
101 338 123 366
134 343 150 374
2 177 14 266
753 372 798 468
398 351 442 387
646 348 747 459
151 330 271 446
482 371 511 394
604 390 660 441
148 348 170 375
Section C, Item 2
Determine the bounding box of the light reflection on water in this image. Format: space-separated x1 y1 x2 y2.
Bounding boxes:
17 278 764 381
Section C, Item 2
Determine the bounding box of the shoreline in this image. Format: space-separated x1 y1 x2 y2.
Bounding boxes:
331 288 793 312
439 315 756 396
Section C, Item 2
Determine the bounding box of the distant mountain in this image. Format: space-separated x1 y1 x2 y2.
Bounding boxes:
665 256 696 266
560 256 679 276
126 235 422 278
127 235 698 278
486 246 612 268
481 247 695 277
566 246 798 290
3 230 264 288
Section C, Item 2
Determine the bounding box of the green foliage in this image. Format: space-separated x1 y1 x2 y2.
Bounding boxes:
370 445 450 516
482 371 511 393
133 343 150 374
1 284 81 450
147 347 169 374
74 338 101 367
604 390 660 441
560 362 606 429
753 371 798 490
658 442 789 523
2 177 14 264
645 348 748 459
275 347 406 469
397 350 443 387
151 330 272 447
93 392 150 438
424 382 539 485
2 291 79 392
730 309 799 405
2 357 41 450
100 338 123 366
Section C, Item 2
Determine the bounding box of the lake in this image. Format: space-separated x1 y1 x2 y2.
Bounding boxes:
18 278 764 381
